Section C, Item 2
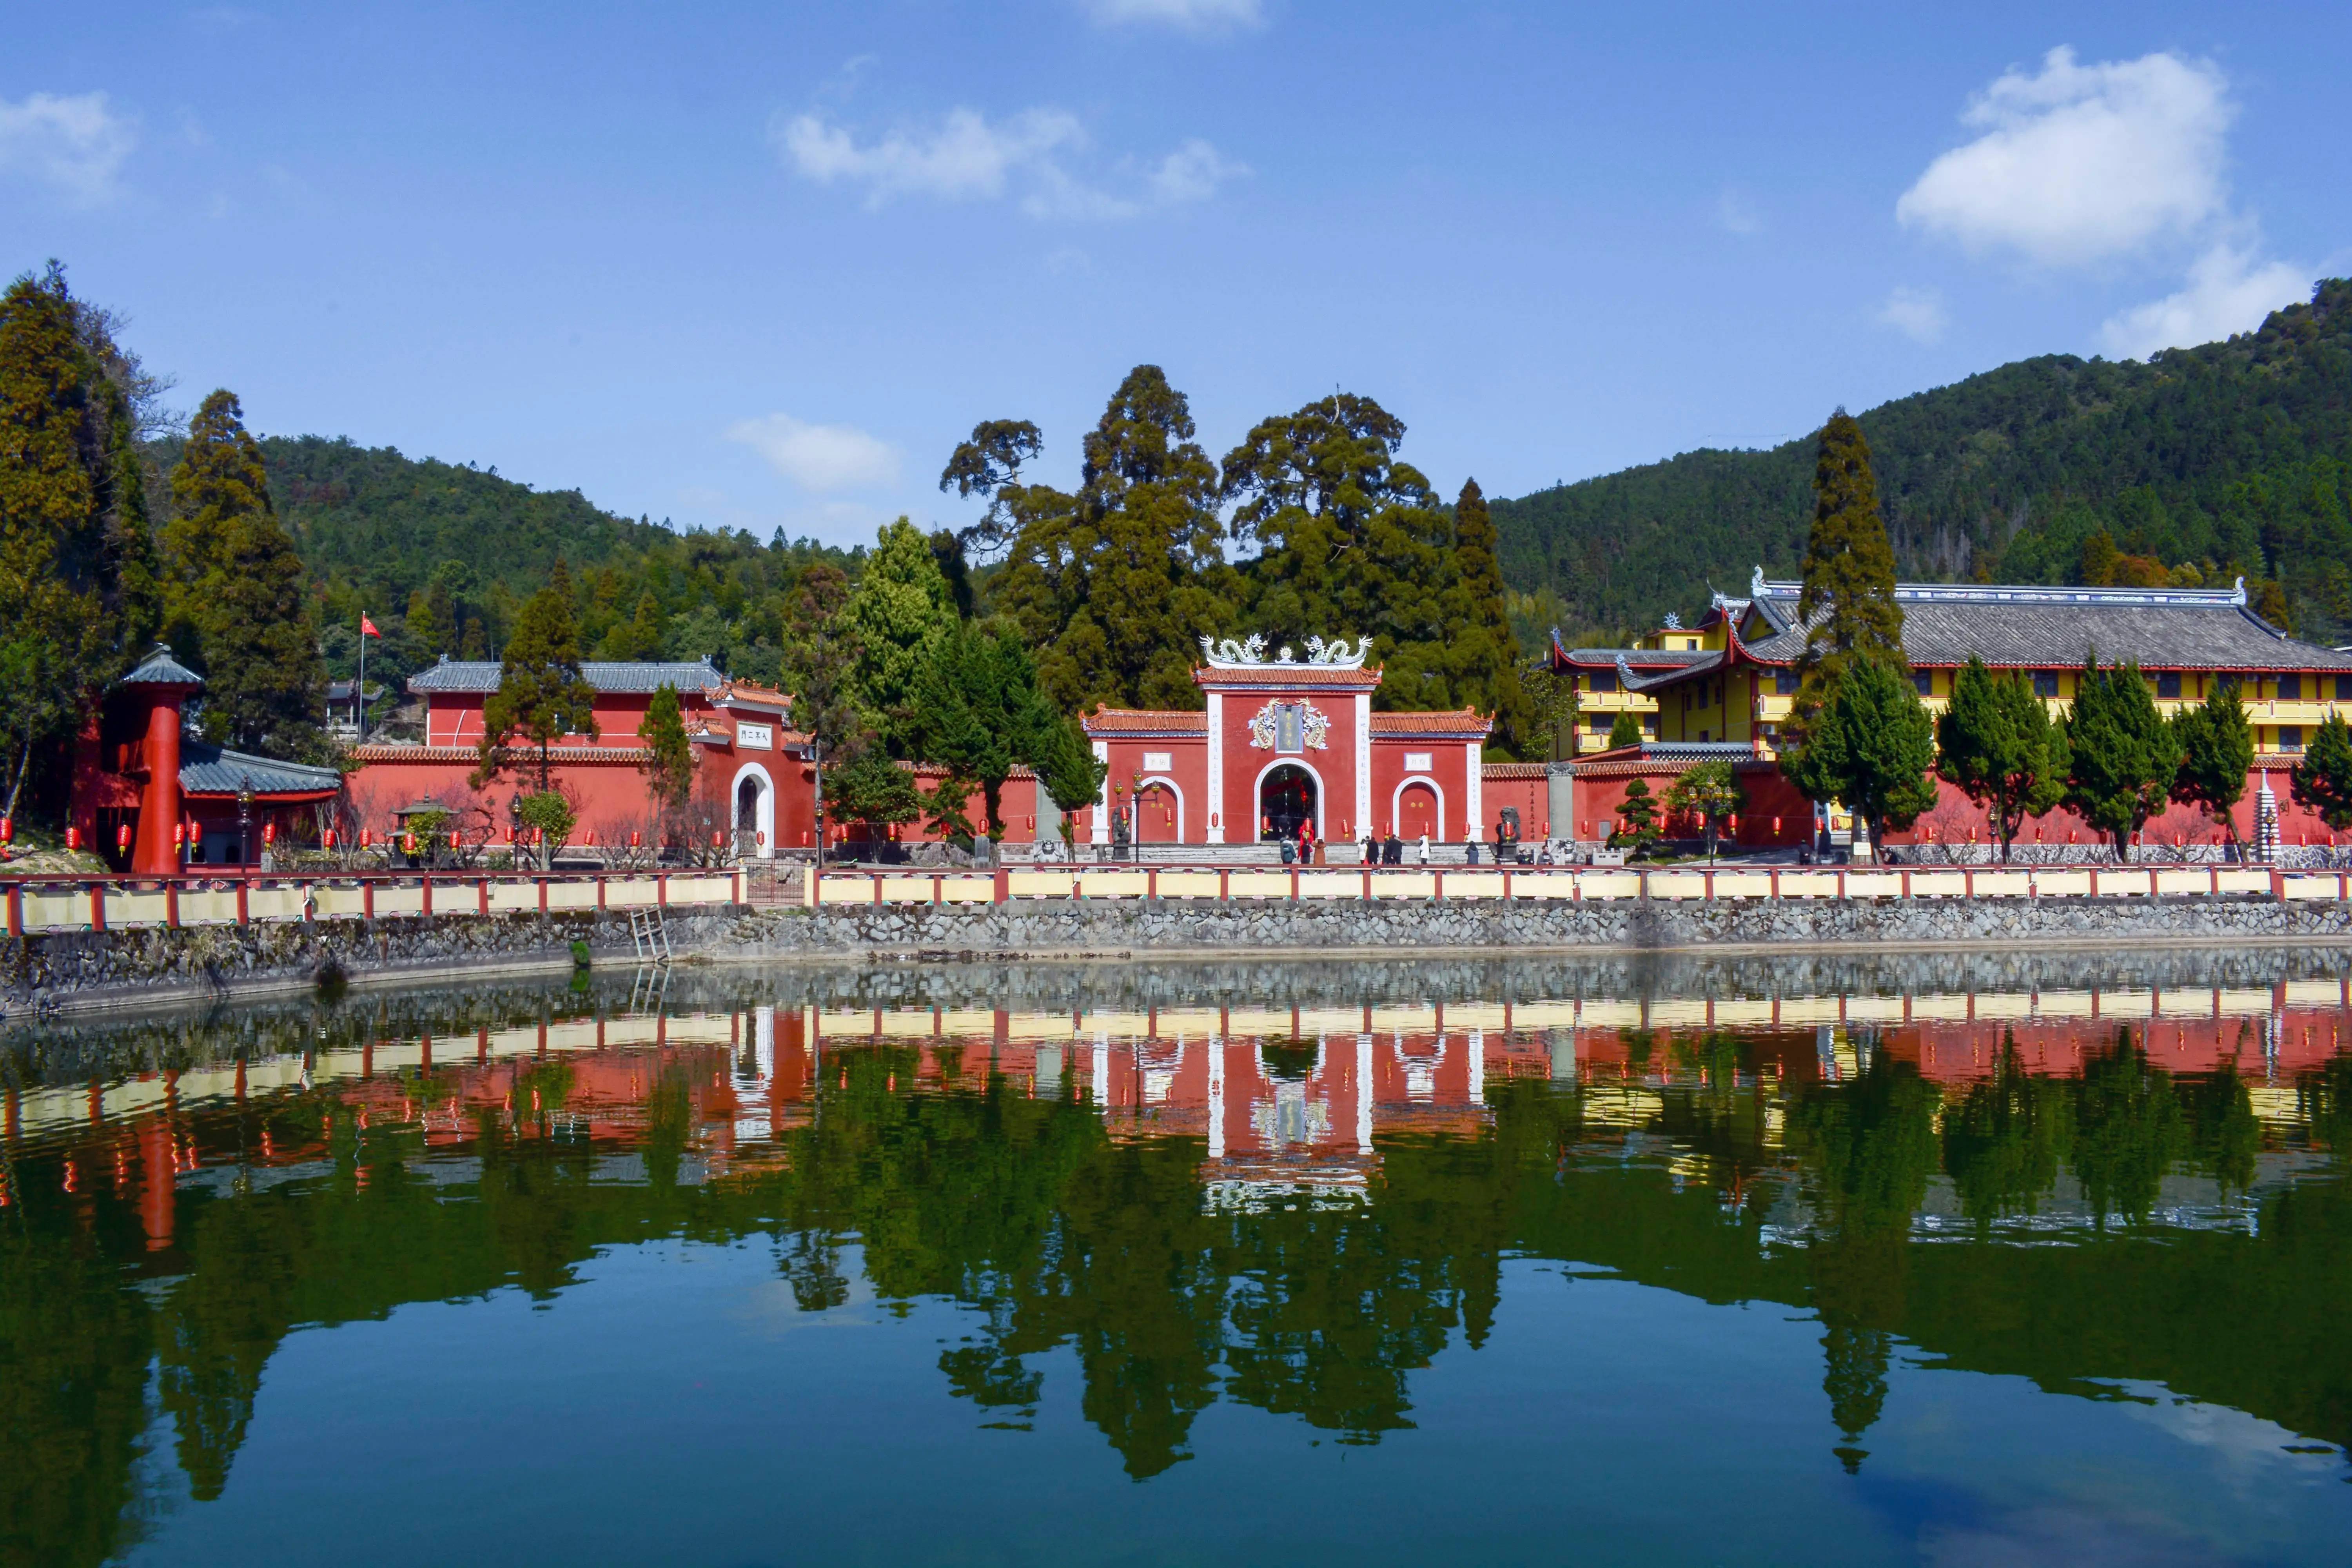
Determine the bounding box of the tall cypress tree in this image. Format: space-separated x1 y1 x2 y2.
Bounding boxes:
165 390 325 757
943 366 1235 714
474 560 597 792
1795 411 1905 718
842 517 958 754
2060 654 2183 859
0 266 156 817
638 682 695 813
1439 478 1537 756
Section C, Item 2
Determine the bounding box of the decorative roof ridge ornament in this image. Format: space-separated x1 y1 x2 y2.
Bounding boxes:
1615 652 1639 688
1198 632 1371 669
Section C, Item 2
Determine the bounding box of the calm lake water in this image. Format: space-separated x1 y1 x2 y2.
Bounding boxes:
6 950 2352 1567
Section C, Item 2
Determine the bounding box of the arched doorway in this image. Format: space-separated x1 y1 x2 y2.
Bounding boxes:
731 762 774 858
1396 781 1440 841
1259 764 1318 842
1135 779 1182 843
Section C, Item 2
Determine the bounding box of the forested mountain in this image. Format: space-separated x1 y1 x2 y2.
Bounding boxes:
138 433 862 693
1494 278 2352 644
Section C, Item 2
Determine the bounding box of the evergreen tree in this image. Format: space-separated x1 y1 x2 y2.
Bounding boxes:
1607 710 1643 750
1935 656 2066 858
944 367 1235 713
843 516 958 753
473 560 597 792
824 747 926 838
603 591 666 661
0 267 154 817
1610 779 1660 848
1794 411 1905 719
1439 479 1538 755
1031 716 1110 846
1784 652 1938 857
2173 679 2256 853
1664 759 1743 860
163 390 326 757
2059 655 2183 859
2291 713 2352 831
1220 391 1458 709
909 619 1065 843
637 682 695 813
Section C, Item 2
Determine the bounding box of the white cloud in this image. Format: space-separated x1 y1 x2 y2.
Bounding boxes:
775 107 1085 206
1080 0 1263 31
0 91 136 204
1148 138 1247 204
1896 47 2230 267
1716 187 1762 237
1877 286 1947 345
776 105 1240 221
726 414 899 492
2100 244 2308 358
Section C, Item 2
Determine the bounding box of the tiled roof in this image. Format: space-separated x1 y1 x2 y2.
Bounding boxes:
180 744 342 796
1084 709 1210 737
1192 664 1383 690
1725 570 2352 673
1370 710 1493 737
407 657 726 693
1479 761 1552 779
347 741 655 765
118 644 203 688
1566 740 1769 779
710 678 792 711
1548 633 1713 671
1733 598 2352 672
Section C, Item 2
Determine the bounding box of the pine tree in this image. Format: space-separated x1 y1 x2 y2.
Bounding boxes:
0 267 152 817
843 517 958 753
1439 479 1538 755
909 619 1066 842
2060 654 2183 858
163 391 326 757
1611 779 1660 848
638 682 695 813
1784 652 1938 856
1935 656 2066 858
943 367 1234 713
1220 391 1458 705
474 559 597 792
1664 759 1743 860
2173 679 2255 853
1607 710 1643 750
1795 411 1905 719
2291 714 2352 831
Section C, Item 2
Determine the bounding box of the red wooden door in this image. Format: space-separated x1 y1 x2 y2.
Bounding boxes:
1397 783 1439 841
1137 784 1180 842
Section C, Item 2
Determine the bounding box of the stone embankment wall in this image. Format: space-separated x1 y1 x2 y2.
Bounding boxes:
722 895 2352 958
11 895 2352 1018
3 909 740 1016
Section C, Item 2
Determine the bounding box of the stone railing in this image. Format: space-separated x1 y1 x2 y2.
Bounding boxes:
4 869 747 935
805 864 2339 907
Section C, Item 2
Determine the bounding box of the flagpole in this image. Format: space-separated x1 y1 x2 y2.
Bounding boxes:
357 611 367 744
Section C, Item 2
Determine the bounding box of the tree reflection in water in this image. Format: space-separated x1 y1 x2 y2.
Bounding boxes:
4 990 2352 1564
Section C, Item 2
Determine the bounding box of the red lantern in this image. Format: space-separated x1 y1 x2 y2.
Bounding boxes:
324 829 337 849
173 822 186 849
64 825 79 851
188 821 202 848
361 828 373 848
263 822 277 846
756 830 766 846
449 829 461 850
711 832 723 848
0 816 11 844
630 830 642 847
401 832 417 855
117 824 132 852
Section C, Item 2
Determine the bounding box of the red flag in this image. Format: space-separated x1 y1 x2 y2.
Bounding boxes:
360 615 380 637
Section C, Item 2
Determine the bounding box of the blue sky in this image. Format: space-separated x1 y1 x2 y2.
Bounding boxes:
8 2 2348 550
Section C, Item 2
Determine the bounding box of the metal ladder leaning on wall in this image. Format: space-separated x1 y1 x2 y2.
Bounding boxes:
628 905 673 965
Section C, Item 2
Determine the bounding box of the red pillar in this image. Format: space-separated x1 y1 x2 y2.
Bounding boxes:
131 690 185 875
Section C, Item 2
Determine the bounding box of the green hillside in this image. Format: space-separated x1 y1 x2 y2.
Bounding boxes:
1494 278 2352 644
138 433 860 691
